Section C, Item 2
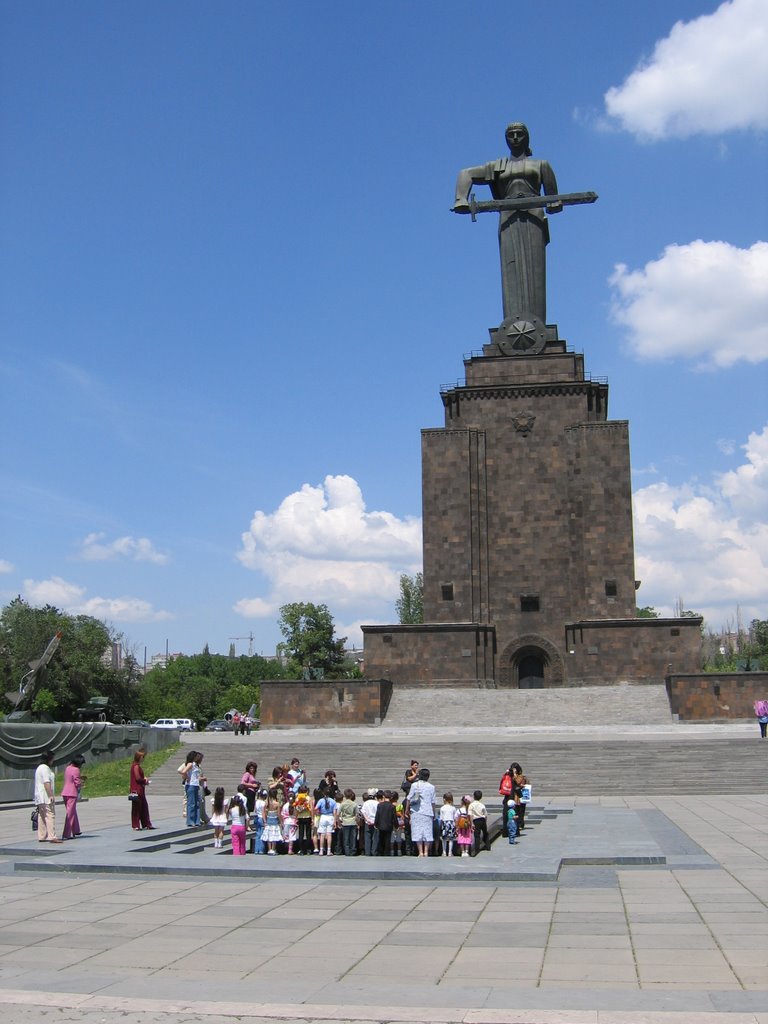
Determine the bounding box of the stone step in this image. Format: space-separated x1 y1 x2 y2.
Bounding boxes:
145 734 765 801
382 684 674 728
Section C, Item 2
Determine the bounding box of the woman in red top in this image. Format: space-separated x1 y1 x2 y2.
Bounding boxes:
130 749 154 830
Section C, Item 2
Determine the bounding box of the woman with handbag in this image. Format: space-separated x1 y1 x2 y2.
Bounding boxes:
129 749 154 830
406 768 436 858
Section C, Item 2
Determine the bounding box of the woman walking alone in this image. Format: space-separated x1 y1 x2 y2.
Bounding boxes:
129 749 154 831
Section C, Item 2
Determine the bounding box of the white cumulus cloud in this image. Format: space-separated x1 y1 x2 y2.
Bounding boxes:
633 425 768 628
23 576 86 608
0 559 14 574
604 0 768 139
78 532 169 565
610 240 768 368
77 596 174 623
235 474 422 623
22 576 173 623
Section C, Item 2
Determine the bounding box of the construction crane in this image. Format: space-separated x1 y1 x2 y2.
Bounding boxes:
229 632 254 657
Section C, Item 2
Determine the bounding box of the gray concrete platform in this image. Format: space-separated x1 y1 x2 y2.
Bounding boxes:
1 790 766 1023
1 723 766 1023
0 798 715 881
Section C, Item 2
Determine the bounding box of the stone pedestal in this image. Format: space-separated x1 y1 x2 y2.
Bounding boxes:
364 325 702 688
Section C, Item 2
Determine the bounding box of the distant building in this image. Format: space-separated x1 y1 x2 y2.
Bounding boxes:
100 642 123 672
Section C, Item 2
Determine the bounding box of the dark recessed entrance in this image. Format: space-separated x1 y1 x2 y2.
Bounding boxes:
517 653 545 689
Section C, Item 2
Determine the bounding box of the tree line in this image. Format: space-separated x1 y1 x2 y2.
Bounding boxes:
0 598 358 726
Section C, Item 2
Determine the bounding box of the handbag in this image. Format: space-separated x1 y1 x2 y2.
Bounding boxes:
128 793 139 802
31 809 39 830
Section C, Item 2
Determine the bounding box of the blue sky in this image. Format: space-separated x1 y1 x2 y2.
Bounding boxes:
1 0 766 662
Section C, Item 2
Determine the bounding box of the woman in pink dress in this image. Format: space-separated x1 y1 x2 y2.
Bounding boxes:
61 754 85 839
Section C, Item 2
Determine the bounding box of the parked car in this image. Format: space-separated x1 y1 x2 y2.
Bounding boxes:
205 718 233 732
151 718 181 730
175 718 195 732
130 719 151 728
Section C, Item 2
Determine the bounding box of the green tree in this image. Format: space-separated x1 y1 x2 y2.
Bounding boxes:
636 606 659 618
750 619 768 668
277 602 346 678
137 650 281 725
31 688 58 717
216 682 260 719
396 572 423 624
0 598 136 719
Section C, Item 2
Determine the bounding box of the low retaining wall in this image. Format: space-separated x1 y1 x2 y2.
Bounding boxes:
666 673 768 720
0 722 177 803
260 679 393 728
565 617 703 685
362 623 496 686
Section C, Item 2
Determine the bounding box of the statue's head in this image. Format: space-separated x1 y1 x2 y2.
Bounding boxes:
505 122 532 156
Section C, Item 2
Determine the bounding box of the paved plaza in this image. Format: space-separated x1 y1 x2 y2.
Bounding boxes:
0 725 766 1024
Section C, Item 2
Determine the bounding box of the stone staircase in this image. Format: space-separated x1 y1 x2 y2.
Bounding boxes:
381 683 674 729
144 686 763 804
146 734 765 801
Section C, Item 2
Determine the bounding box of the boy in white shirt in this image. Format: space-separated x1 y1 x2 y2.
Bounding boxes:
361 789 379 856
469 789 489 855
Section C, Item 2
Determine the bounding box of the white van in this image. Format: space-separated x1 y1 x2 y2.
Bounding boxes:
176 718 195 732
151 718 180 730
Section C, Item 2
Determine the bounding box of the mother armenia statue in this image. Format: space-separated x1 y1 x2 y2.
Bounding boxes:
453 122 596 328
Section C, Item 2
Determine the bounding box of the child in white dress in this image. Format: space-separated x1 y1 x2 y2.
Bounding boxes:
209 787 227 849
281 797 298 854
438 792 458 858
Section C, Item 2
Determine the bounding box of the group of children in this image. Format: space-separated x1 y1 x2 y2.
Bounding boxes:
185 755 532 858
437 792 489 857
199 757 500 859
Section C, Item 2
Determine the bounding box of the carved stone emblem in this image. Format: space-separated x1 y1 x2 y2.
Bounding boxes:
496 313 547 356
511 412 536 436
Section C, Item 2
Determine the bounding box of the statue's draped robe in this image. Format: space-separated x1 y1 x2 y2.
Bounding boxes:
455 157 559 323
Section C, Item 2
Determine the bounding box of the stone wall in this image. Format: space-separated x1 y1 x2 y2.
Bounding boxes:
564 617 703 685
666 673 768 720
259 679 394 728
0 722 177 803
362 624 496 686
417 342 640 685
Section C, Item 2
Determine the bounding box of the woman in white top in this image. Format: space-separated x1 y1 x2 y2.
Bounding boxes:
407 768 436 858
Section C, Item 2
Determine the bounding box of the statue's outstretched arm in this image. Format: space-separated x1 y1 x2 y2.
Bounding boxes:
541 161 562 214
453 164 491 211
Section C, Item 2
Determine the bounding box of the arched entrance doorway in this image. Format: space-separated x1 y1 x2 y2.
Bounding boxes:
517 653 545 688
498 634 565 688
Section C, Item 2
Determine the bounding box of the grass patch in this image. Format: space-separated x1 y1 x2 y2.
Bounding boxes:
80 743 181 798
